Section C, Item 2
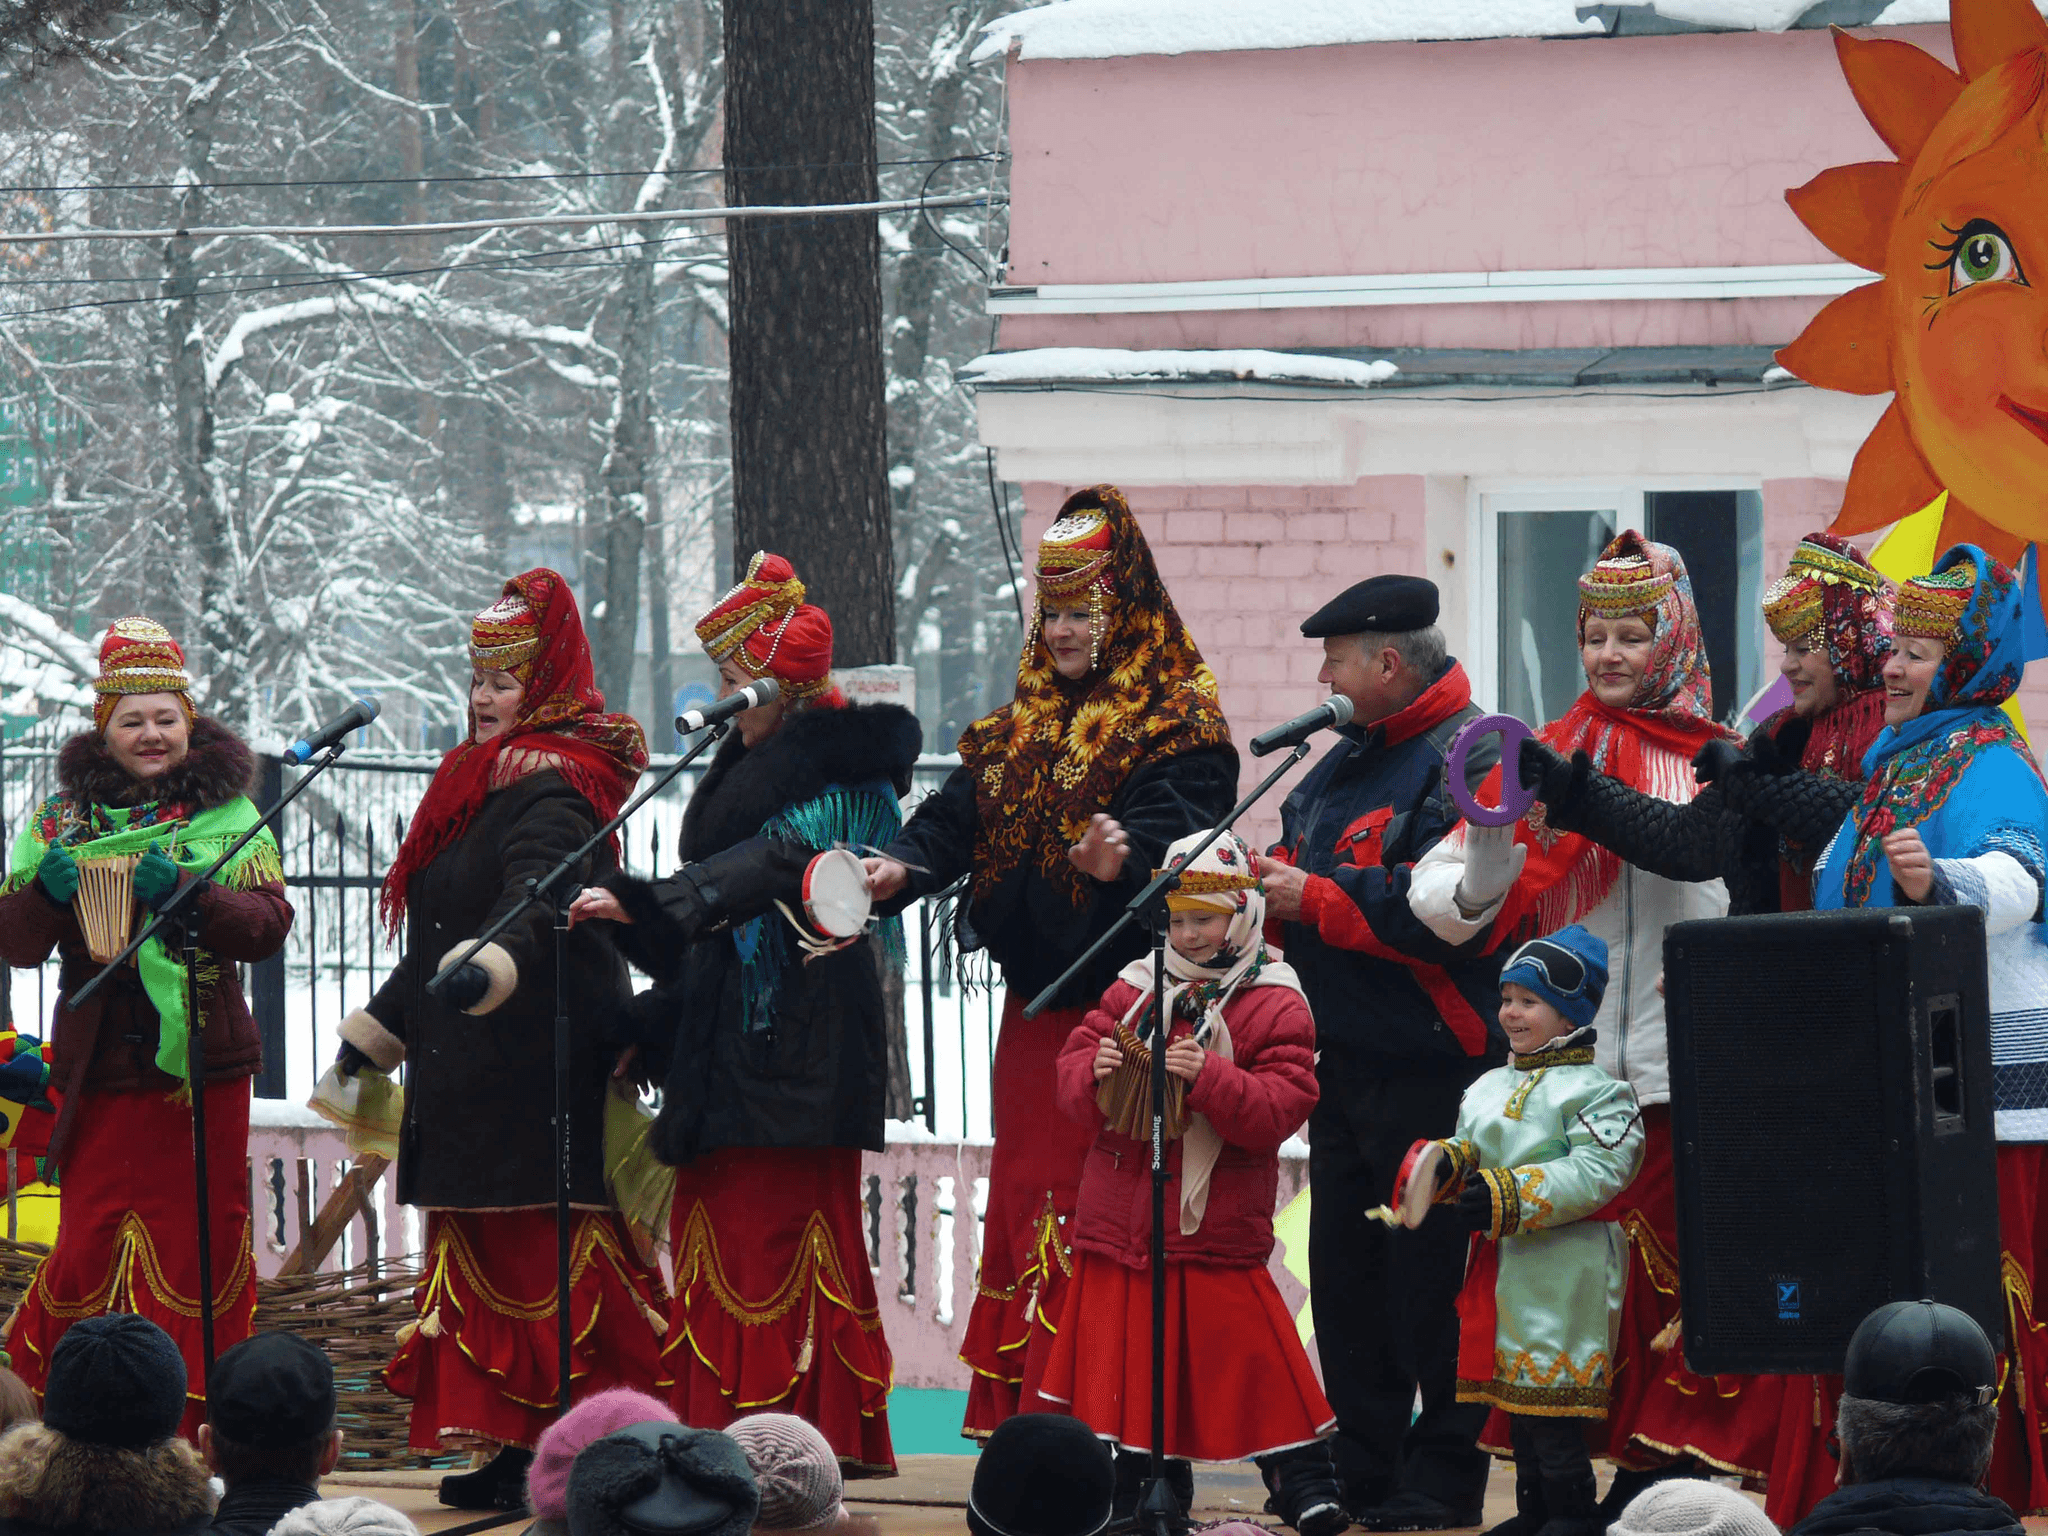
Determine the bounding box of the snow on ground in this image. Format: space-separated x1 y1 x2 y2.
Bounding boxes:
961 347 1398 387
974 0 2017 62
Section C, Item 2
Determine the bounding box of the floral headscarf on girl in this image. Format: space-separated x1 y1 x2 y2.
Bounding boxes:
380 569 647 934
1460 530 1738 945
1823 545 2043 909
1107 828 1303 1234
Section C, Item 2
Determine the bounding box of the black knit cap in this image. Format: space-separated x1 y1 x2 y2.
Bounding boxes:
1844 1299 1998 1406
567 1422 759 1536
43 1313 189 1450
1300 574 1439 638
966 1415 1114 1536
208 1331 335 1449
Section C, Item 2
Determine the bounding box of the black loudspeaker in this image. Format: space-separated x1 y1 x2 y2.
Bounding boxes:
1663 905 2002 1374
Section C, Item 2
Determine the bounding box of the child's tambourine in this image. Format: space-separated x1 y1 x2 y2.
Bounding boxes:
1447 714 1537 828
801 848 872 939
1388 1138 1448 1230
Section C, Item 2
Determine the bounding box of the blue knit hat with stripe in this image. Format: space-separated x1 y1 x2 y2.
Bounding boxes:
1499 924 1609 1032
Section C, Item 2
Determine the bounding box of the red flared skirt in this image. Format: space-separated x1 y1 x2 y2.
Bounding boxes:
385 1207 670 1452
1026 1248 1334 1463
960 994 1098 1439
663 1146 896 1477
7 1080 257 1441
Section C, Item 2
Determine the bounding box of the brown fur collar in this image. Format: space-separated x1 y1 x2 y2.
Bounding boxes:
0 1423 213 1531
56 717 257 811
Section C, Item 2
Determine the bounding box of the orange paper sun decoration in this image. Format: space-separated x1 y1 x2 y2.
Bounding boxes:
1780 0 2048 570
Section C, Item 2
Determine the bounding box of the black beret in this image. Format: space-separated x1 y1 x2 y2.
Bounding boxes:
568 1423 759 1536
208 1331 336 1449
43 1314 188 1450
967 1415 1114 1536
1844 1300 1997 1405
1300 575 1440 638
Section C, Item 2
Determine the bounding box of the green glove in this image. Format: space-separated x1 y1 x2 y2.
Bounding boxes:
33 846 76 905
132 842 181 912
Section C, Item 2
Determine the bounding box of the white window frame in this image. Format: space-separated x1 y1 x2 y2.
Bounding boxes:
1467 476 1765 718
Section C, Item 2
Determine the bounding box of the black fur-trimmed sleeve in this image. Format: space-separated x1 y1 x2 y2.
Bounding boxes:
1716 768 1866 851
605 835 815 978
878 765 978 912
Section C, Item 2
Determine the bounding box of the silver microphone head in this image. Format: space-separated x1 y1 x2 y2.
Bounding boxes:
1327 694 1356 725
747 676 783 706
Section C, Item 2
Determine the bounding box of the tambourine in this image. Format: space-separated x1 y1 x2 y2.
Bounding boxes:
1447 713 1537 828
1385 1138 1446 1229
800 848 872 940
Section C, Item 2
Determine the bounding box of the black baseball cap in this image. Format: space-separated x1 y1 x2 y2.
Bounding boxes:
1843 1299 1997 1406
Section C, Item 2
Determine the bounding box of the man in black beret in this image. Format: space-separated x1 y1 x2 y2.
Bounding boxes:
199 1332 343 1536
1256 574 1506 1530
1786 1300 2019 1536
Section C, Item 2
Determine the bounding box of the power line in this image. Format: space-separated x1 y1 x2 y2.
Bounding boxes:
0 152 1004 197
0 189 998 244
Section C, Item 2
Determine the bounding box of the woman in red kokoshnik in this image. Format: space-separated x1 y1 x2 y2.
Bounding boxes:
571 553 922 1475
339 571 666 1510
0 618 291 1436
864 486 1238 1439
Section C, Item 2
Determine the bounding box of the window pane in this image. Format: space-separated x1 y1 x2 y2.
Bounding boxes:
1498 508 1617 726
1644 490 1765 723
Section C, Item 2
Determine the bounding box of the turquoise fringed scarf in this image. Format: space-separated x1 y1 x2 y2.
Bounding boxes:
733 778 906 1031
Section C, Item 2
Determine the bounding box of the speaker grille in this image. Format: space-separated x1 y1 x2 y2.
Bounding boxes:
1677 935 1891 1358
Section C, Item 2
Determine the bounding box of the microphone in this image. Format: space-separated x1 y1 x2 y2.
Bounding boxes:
676 677 781 734
282 698 379 765
1249 694 1355 758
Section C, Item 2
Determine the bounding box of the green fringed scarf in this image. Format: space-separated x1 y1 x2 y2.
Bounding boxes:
732 778 905 1032
7 791 283 1082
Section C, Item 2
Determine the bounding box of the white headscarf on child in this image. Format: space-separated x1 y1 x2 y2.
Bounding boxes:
1113 828 1307 1234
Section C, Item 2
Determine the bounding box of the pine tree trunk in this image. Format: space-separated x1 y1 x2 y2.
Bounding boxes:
722 0 893 667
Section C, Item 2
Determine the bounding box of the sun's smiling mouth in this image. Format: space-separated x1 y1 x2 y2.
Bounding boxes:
2000 395 2048 446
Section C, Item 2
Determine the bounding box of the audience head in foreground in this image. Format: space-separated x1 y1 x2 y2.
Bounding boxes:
1610 1479 1780 1536
528 1391 679 1528
965 1415 1115 1536
1786 1299 2021 1536
0 1314 213 1536
566 1423 758 1536
726 1415 842 1534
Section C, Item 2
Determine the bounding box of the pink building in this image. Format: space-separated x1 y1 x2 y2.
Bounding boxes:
966 0 2031 838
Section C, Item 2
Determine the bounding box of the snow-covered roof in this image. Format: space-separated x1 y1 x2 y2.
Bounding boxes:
974 0 2036 62
959 347 1399 387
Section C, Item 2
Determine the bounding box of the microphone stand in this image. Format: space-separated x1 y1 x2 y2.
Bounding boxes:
72 739 354 1387
423 720 729 1416
1024 740 1311 1536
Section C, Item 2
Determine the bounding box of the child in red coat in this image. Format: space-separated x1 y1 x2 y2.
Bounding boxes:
1024 829 1346 1536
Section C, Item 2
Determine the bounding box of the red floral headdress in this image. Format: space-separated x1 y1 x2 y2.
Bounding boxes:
696 552 838 705
380 570 648 934
92 616 195 734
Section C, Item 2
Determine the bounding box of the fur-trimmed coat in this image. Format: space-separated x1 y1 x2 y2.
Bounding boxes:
0 720 292 1152
351 764 634 1210
0 1423 214 1536
607 703 922 1166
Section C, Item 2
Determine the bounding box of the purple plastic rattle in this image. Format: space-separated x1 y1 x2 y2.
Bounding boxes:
1447 714 1536 828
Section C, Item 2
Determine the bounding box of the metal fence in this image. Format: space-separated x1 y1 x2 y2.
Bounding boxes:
0 722 1005 1141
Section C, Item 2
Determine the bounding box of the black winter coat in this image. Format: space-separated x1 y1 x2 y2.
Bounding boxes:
882 745 1239 1011
607 703 923 1167
1270 661 1508 1081
1787 1479 2023 1536
366 767 631 1209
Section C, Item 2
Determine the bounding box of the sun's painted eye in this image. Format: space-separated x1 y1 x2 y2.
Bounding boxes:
1932 219 2028 294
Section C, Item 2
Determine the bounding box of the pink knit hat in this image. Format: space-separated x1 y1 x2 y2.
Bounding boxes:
727 1414 844 1532
526 1389 679 1520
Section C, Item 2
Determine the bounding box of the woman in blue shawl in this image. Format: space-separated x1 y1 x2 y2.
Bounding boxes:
1813 543 2048 1513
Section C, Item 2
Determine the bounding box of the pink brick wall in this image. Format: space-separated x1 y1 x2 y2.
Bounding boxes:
1022 478 1429 849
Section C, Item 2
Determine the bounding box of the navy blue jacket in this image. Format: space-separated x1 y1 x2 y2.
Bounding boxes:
1270 661 1508 1082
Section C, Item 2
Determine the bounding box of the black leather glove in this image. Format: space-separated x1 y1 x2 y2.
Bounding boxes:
1518 736 1576 804
1456 1173 1496 1234
439 962 492 1012
334 1042 373 1080
1692 738 1742 785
